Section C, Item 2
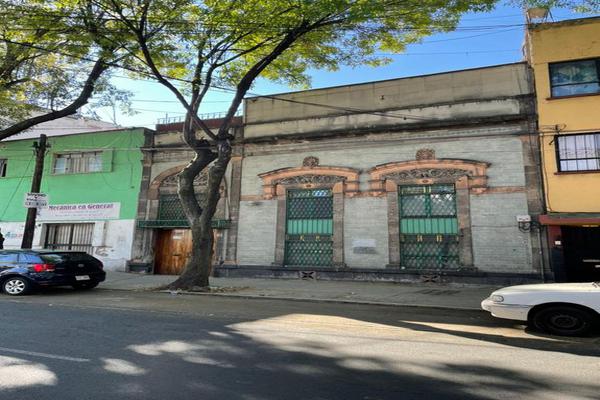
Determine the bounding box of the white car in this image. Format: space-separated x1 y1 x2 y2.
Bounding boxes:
482 282 600 336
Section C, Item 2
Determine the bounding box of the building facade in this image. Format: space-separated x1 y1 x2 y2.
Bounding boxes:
0 128 148 270
526 17 600 282
216 63 547 284
129 117 243 274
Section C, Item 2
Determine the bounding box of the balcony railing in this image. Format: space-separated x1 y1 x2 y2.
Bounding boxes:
157 110 242 125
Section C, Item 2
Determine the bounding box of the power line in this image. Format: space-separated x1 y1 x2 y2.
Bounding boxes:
1 38 439 122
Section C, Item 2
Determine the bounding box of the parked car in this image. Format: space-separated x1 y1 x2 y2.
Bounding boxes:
0 249 105 296
482 282 600 336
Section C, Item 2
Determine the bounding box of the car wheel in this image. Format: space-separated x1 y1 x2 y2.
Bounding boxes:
3 277 31 296
72 281 99 290
531 305 597 337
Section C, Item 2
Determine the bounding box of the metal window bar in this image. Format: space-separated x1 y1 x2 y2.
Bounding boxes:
285 189 333 266
399 185 460 270
400 235 460 269
45 223 94 254
556 133 600 172
158 193 208 221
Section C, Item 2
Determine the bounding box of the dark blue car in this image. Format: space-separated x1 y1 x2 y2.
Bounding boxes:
0 250 106 295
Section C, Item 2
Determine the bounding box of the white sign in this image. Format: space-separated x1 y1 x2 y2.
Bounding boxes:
24 193 48 208
352 239 376 248
38 202 121 221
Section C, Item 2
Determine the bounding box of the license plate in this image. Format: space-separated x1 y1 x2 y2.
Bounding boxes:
75 275 90 281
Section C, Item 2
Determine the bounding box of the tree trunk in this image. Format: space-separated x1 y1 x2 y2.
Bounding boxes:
167 221 213 290
167 117 230 290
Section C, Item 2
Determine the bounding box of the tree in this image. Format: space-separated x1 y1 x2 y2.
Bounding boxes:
0 0 134 141
94 0 497 290
516 0 599 13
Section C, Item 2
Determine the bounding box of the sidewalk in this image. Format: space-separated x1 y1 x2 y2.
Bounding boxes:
102 271 499 310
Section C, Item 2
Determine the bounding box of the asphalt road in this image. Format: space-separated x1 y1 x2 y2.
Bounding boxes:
0 288 598 400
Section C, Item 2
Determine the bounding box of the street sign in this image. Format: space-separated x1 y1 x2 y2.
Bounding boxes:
24 192 48 208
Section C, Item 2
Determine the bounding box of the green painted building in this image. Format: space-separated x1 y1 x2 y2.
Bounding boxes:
0 128 149 270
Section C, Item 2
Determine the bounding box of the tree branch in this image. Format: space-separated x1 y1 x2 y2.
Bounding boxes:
0 57 109 141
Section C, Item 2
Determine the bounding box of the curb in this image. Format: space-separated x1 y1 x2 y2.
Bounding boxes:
147 288 483 311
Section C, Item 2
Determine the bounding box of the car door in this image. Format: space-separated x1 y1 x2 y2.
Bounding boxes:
0 252 18 271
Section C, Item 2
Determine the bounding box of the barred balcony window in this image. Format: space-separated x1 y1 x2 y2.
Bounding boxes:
556 133 600 172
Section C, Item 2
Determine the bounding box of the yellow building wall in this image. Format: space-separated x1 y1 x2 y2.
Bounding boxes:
527 18 600 213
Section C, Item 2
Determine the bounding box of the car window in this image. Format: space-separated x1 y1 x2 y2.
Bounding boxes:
39 254 64 263
0 253 18 263
18 253 42 263
40 252 93 263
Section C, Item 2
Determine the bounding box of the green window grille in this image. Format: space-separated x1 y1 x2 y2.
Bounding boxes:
137 193 228 229
158 194 188 220
285 189 333 266
399 184 460 269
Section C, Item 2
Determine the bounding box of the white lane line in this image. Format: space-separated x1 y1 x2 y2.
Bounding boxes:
0 346 90 362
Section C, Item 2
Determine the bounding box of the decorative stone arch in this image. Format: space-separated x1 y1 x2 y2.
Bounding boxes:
258 157 361 267
367 149 490 269
148 165 209 201
146 165 228 226
258 157 360 200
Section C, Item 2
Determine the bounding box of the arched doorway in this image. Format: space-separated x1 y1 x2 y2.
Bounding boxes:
147 167 227 275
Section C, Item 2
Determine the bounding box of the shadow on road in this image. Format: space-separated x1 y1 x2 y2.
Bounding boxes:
1 290 599 399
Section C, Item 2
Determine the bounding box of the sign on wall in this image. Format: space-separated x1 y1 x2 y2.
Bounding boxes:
38 202 121 221
24 193 49 208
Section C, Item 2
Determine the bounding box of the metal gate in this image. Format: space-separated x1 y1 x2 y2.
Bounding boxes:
399 184 459 269
284 189 333 266
45 223 94 254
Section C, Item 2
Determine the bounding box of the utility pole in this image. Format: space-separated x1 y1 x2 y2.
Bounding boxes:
21 134 48 249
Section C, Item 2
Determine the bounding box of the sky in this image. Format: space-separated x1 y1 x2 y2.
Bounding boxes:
89 3 594 129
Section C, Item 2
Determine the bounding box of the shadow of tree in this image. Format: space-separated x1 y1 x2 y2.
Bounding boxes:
1 294 599 400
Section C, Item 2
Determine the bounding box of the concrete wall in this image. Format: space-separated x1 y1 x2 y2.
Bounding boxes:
244 63 531 139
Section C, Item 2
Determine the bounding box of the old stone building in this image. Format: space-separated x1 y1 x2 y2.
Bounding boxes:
216 62 547 284
129 116 242 274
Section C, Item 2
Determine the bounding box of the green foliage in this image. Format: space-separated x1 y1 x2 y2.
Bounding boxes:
515 0 599 13
94 0 498 93
0 0 134 130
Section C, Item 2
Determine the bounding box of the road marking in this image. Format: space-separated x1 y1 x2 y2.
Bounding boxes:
0 346 90 362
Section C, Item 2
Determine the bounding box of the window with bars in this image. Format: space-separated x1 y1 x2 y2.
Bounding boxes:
44 223 94 254
158 193 207 221
53 152 103 174
285 189 333 266
0 159 6 177
399 184 460 270
556 133 600 172
549 58 600 98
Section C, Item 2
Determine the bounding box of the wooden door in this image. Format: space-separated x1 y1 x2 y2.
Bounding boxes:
154 229 193 275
